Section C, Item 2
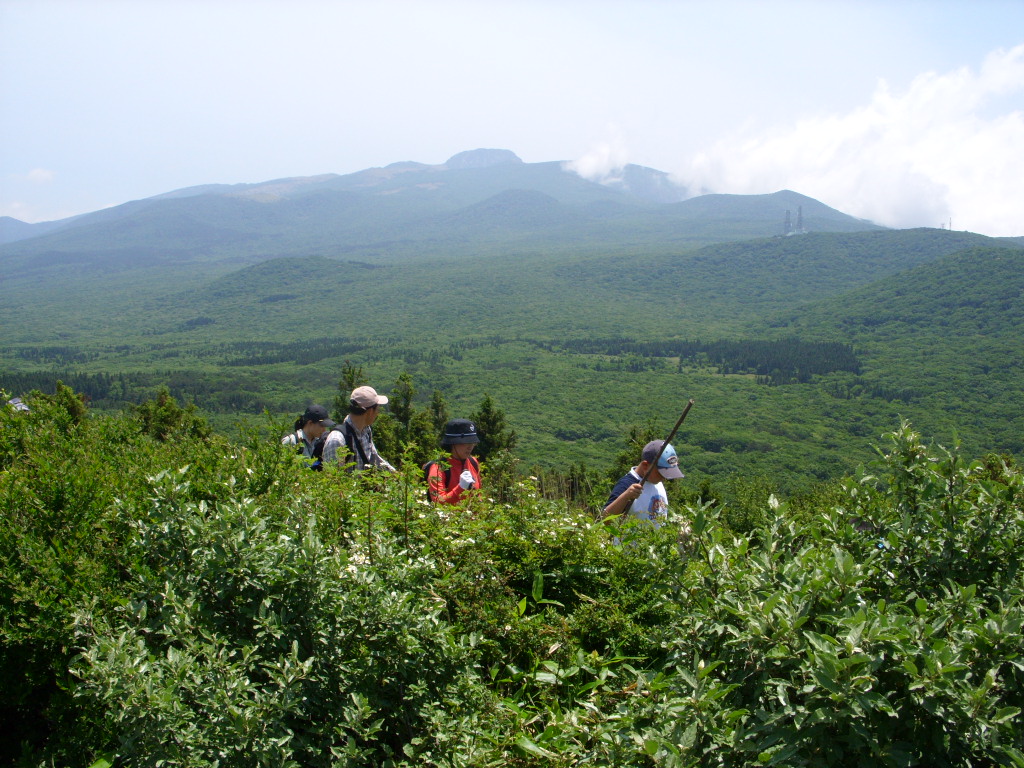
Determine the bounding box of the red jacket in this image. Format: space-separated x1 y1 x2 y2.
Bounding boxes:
427 456 481 505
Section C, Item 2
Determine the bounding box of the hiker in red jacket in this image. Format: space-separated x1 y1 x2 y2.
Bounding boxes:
427 419 482 505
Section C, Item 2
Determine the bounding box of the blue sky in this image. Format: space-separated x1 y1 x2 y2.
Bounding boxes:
2 0 1022 235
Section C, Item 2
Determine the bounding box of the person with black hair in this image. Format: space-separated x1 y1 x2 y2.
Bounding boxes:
281 404 333 458
318 386 396 472
426 419 481 504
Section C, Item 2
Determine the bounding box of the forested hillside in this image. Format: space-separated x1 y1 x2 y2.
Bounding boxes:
770 245 1024 456
3 228 1021 487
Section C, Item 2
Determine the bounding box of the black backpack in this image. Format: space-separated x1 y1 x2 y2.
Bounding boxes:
309 422 368 471
423 456 479 500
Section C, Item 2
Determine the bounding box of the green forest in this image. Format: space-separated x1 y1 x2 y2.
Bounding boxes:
2 384 1022 766
3 228 1023 492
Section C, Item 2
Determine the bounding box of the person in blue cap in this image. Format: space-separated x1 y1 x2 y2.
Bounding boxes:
602 439 684 525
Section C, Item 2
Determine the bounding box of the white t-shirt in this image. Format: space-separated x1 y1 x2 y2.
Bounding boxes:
609 467 668 527
629 479 668 527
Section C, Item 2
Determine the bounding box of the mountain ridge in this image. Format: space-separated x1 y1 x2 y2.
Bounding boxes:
0 149 878 250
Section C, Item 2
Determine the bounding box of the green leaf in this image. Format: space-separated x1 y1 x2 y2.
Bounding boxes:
1001 747 1024 767
697 659 725 679
516 736 558 759
993 706 1022 724
680 721 698 749
532 571 544 603
805 631 838 654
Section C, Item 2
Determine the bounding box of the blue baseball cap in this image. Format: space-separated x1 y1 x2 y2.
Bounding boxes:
641 440 684 480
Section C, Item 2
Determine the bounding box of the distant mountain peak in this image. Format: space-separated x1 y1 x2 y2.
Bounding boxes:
384 161 431 171
445 148 523 170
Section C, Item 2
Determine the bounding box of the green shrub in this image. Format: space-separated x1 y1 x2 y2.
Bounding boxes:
69 473 499 767
133 386 211 442
1 392 139 761
4 401 1022 767
0 397 307 764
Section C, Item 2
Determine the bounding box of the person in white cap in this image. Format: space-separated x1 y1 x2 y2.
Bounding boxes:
602 439 684 526
319 386 396 472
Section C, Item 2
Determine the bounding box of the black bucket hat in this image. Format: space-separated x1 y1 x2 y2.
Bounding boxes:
442 418 480 447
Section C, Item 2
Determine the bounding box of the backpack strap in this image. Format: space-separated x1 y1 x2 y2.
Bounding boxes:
424 460 452 502
308 420 369 470
425 456 479 501
340 420 370 470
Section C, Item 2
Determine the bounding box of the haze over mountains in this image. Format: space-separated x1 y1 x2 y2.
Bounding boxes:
2 148 1022 480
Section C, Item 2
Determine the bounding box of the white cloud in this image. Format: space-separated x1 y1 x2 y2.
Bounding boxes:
675 45 1024 236
564 134 631 184
1 201 32 220
26 168 56 184
1 170 57 221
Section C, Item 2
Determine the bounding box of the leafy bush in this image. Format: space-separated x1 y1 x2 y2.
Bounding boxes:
1 387 136 761
3 396 1022 766
132 386 212 442
0 395 304 763
72 477 496 767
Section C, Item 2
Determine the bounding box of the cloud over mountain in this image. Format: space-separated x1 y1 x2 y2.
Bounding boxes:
676 45 1024 236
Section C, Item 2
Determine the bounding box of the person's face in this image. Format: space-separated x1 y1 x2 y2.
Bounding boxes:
640 461 663 483
451 441 475 460
366 404 380 424
305 421 327 439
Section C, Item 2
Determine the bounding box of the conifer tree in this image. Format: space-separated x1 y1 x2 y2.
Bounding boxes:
429 390 449 438
389 372 416 435
377 372 435 467
470 394 517 462
331 360 367 422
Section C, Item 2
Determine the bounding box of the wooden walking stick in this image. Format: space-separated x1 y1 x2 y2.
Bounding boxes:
641 399 695 483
